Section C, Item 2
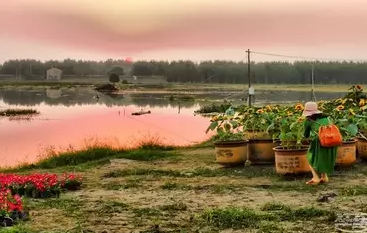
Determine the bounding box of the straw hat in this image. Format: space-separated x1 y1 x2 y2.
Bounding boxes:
302 102 322 117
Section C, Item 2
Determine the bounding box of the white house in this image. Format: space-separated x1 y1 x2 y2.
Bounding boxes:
46 68 63 80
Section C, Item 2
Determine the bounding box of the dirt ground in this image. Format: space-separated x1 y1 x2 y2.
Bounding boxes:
19 148 367 233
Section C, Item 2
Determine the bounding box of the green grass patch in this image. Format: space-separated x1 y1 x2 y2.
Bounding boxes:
199 207 270 229
4 147 177 172
160 181 240 194
103 167 276 179
98 200 129 214
30 197 85 217
0 225 35 233
104 179 142 190
198 205 336 230
261 202 292 212
340 185 367 196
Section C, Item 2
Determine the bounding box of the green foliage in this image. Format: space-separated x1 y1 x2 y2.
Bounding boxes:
109 72 120 83
213 132 245 142
4 59 367 84
0 109 39 116
108 66 124 75
195 103 233 114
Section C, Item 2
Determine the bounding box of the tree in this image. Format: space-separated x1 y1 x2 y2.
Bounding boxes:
108 66 124 75
109 73 120 84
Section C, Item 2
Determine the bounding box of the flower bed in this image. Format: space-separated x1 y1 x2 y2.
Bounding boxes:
0 173 82 228
0 173 82 199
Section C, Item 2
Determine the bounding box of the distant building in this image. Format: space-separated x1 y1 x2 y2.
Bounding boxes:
46 68 63 80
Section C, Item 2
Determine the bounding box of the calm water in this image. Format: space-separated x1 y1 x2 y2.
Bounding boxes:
0 87 346 167
0 88 212 166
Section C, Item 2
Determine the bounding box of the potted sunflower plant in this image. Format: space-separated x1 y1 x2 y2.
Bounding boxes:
238 106 281 165
271 113 311 175
206 113 249 166
329 105 359 167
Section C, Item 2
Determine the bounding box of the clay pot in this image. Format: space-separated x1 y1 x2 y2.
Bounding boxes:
273 146 311 175
214 140 249 166
336 140 357 166
248 139 279 165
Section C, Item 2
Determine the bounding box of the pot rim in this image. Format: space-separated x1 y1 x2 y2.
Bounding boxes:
273 145 309 152
214 140 249 146
248 139 276 143
357 136 367 141
342 139 357 144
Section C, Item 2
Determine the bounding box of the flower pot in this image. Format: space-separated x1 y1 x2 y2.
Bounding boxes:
273 146 311 175
357 137 367 160
336 140 357 166
214 140 248 166
248 139 279 165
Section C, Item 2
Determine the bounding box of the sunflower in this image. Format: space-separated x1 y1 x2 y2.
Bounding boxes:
342 99 348 105
295 103 304 111
256 109 264 114
211 116 218 122
349 109 356 116
356 85 363 91
335 98 343 103
336 105 345 111
265 105 272 111
297 116 305 123
287 111 293 116
360 99 366 107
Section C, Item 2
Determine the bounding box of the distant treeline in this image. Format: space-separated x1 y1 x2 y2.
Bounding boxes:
1 59 367 84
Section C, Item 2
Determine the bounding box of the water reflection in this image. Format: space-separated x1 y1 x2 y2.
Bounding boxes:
0 88 202 108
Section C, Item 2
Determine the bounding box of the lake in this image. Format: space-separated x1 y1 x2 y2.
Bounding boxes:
0 87 346 167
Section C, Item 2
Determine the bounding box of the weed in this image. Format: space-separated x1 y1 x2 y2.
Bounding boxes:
31 197 85 217
103 167 276 179
104 179 142 190
98 201 129 214
261 202 292 212
160 202 188 212
199 205 336 230
199 207 266 229
133 208 163 217
340 185 367 196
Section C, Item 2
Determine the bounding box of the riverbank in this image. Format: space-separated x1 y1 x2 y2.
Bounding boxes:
0 80 355 93
2 140 367 232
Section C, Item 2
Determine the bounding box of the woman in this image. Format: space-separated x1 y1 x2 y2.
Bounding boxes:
303 102 337 185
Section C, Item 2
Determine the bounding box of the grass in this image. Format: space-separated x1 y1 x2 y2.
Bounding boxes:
1 136 365 232
103 166 277 179
0 109 39 116
198 204 336 230
4 143 177 172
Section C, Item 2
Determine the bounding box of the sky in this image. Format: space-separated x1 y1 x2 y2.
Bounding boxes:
1 0 367 63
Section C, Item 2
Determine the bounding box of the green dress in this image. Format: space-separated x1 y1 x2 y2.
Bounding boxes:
304 116 337 174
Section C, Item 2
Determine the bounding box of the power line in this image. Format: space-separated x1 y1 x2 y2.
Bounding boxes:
250 50 367 62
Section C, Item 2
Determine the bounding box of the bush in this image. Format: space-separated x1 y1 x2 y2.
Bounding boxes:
109 73 120 84
122 79 128 84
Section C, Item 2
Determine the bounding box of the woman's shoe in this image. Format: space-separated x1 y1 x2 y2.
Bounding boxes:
306 179 320 185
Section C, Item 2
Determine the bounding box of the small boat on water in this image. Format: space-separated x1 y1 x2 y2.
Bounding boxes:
132 110 151 116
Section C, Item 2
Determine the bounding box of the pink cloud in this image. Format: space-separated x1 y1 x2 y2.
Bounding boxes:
1 1 367 57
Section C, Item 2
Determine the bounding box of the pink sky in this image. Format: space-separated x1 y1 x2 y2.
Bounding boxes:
1 0 367 62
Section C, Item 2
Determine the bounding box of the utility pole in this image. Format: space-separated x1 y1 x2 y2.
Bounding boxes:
246 49 252 107
311 63 315 101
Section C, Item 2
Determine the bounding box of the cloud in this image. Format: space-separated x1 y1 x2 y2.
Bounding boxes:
1 0 367 58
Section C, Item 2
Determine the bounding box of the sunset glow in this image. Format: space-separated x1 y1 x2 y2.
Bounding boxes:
1 0 367 62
